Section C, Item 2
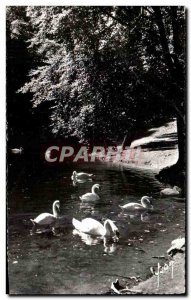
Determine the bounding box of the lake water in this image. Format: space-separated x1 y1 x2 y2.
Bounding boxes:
7 159 185 294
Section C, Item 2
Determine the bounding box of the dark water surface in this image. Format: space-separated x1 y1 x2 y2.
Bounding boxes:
8 160 185 294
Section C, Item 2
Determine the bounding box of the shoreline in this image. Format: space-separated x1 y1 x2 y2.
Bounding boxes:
97 119 178 174
133 253 185 294
105 120 185 295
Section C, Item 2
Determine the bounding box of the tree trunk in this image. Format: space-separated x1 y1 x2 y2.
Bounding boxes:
121 134 128 149
176 116 186 170
156 116 185 188
153 7 175 76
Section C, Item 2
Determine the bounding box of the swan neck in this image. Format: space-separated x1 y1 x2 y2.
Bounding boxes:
141 198 145 207
53 203 59 217
104 220 112 236
92 186 97 194
141 198 148 208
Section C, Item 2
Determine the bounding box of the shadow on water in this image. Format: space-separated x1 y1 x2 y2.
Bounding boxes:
7 159 185 294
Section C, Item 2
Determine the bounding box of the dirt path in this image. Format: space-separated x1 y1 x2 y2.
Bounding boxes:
130 119 178 171
101 119 178 173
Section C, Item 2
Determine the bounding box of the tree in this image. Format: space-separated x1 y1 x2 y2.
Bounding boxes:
15 6 185 172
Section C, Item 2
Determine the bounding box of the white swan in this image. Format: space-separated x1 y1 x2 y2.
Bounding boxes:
71 171 94 180
11 147 23 154
72 217 119 238
119 196 153 211
30 200 60 233
80 184 100 201
160 186 181 196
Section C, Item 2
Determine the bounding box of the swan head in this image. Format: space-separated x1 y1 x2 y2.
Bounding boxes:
104 219 119 239
173 186 181 193
141 196 153 210
72 171 77 177
54 200 60 209
92 184 100 192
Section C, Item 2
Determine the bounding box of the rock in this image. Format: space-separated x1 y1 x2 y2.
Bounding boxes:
167 237 185 256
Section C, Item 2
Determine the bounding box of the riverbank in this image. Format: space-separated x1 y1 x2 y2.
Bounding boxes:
104 119 185 295
130 119 178 171
110 251 185 295
130 252 185 295
100 119 178 174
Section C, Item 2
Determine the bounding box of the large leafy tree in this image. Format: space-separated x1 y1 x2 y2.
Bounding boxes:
9 6 185 170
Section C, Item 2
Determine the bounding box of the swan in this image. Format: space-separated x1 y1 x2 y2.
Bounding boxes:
119 196 153 211
11 147 23 154
160 186 181 196
30 200 60 233
72 217 119 239
80 184 100 201
71 171 94 180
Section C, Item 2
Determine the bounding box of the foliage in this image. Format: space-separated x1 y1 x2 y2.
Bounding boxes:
7 6 186 144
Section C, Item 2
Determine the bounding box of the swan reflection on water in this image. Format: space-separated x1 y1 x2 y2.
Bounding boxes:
118 210 151 223
73 229 118 254
71 171 94 181
72 177 93 187
79 201 99 217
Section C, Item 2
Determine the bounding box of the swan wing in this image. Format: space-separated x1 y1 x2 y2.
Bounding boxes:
120 203 142 210
33 213 56 225
72 218 84 231
77 172 88 176
161 188 178 195
80 218 105 235
161 188 171 193
80 193 99 201
77 172 93 178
